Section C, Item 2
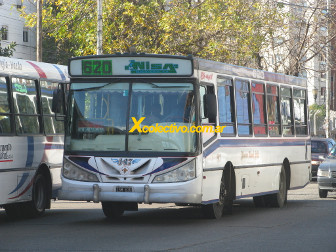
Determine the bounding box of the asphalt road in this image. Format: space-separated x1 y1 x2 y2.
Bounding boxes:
0 182 335 252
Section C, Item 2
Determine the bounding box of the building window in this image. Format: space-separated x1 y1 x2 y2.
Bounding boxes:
1 26 8 40
321 72 326 79
16 0 22 9
321 87 326 96
0 0 4 6
23 29 28 42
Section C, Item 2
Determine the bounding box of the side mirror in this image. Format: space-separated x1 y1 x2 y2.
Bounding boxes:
204 93 217 123
52 89 64 114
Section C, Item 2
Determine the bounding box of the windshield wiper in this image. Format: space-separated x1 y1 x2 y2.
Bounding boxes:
72 79 122 91
135 80 191 88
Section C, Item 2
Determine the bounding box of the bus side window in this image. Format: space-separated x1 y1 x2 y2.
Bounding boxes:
200 84 216 144
12 77 40 134
293 88 307 135
235 79 252 136
266 84 281 136
0 77 12 134
280 87 294 136
251 82 267 136
217 77 235 135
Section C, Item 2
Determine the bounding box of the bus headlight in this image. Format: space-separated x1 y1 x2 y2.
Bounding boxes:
63 159 99 182
153 160 196 183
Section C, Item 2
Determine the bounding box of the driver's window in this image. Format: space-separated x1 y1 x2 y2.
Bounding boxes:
200 84 215 144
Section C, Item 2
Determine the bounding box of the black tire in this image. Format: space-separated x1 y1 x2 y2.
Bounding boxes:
102 202 125 218
202 176 233 219
253 195 266 208
319 188 328 198
23 173 48 218
264 165 287 208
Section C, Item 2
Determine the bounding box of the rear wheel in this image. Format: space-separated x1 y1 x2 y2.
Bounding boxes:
319 189 328 198
102 202 125 218
264 165 287 208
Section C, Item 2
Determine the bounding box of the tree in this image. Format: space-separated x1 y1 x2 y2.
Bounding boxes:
261 0 336 77
0 27 16 57
310 103 326 136
20 0 284 66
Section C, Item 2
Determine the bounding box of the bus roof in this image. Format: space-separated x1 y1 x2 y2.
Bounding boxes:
0 56 69 82
68 53 306 87
195 58 307 87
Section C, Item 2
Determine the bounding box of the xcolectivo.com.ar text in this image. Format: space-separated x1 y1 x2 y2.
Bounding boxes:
129 117 226 133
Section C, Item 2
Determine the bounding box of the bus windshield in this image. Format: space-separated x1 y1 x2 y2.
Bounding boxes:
66 81 196 154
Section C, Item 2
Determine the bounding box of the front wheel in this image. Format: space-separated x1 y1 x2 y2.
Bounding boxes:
319 189 328 198
202 178 233 219
23 173 48 217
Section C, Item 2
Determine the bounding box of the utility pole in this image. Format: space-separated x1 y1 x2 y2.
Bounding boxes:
36 0 42 61
97 0 103 55
326 0 330 138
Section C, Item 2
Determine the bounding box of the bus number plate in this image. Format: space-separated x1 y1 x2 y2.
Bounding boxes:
116 186 133 192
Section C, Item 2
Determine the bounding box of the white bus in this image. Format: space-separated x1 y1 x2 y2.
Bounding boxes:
55 53 310 219
0 56 69 218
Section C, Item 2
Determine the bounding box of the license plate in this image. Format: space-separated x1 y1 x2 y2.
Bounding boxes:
116 186 133 192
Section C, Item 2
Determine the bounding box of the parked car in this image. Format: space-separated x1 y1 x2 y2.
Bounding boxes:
311 138 335 179
317 145 336 198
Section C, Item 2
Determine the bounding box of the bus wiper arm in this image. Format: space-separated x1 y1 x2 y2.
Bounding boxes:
135 80 190 88
73 79 122 91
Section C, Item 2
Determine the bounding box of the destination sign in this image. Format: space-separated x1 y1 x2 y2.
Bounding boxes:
69 56 193 77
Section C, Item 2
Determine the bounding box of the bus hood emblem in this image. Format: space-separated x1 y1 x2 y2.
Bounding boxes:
110 158 149 175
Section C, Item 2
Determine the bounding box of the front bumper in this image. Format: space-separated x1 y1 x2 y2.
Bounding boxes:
317 176 336 191
58 175 203 204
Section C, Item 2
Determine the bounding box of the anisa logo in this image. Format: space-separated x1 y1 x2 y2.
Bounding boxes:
125 60 178 74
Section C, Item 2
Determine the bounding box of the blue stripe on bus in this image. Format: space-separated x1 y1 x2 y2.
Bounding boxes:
203 138 309 158
146 158 188 175
201 199 219 205
41 89 53 95
235 190 279 199
44 144 64 150
52 64 66 81
68 156 107 175
26 136 34 167
8 172 29 195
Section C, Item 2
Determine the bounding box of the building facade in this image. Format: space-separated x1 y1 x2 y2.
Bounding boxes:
261 0 335 137
0 0 36 60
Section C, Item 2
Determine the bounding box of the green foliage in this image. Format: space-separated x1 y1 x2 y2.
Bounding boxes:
310 104 326 117
20 0 284 66
0 42 17 57
0 28 16 57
